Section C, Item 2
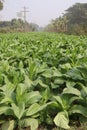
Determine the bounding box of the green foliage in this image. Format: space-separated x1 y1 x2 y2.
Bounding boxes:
0 19 40 33
2 120 15 130
19 118 38 130
65 3 87 35
0 32 87 129
45 3 87 35
44 16 68 33
54 111 70 129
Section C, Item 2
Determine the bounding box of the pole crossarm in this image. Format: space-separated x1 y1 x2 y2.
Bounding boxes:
21 6 29 23
21 6 29 32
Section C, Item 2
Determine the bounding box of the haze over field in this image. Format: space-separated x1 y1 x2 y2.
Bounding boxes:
1 0 87 26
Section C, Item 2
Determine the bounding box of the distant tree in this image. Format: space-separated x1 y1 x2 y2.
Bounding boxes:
11 19 18 27
66 3 87 25
44 16 68 33
44 23 54 32
11 18 24 28
65 3 87 34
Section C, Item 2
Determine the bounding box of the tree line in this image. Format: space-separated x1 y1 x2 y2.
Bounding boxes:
44 3 87 35
0 18 40 33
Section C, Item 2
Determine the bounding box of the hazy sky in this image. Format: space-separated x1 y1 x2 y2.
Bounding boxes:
1 0 87 27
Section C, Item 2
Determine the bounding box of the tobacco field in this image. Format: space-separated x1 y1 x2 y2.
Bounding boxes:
0 32 87 130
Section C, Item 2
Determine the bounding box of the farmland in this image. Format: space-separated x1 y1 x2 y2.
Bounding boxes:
0 32 87 130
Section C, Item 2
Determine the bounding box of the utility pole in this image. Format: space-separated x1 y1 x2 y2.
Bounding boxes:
21 6 29 32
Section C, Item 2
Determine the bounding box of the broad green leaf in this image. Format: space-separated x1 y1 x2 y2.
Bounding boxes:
25 103 40 116
0 106 10 115
52 68 62 77
41 88 51 103
66 81 76 88
2 120 15 130
0 83 15 97
53 95 80 111
70 105 87 117
51 78 64 89
19 61 24 68
66 68 83 80
26 91 42 105
69 96 81 104
0 98 14 104
51 82 60 89
1 61 10 72
26 102 53 116
79 84 87 98
11 102 25 120
38 79 48 88
28 60 37 80
34 79 48 88
59 63 71 70
36 63 47 74
16 83 26 95
19 118 38 130
53 96 63 108
54 78 65 85
63 87 81 96
78 66 87 82
42 69 52 78
53 96 67 110
54 111 70 129
63 63 71 69
16 83 27 104
0 79 15 104
24 75 33 89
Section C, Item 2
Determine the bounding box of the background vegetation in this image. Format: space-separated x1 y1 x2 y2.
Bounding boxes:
0 2 87 35
44 3 87 35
